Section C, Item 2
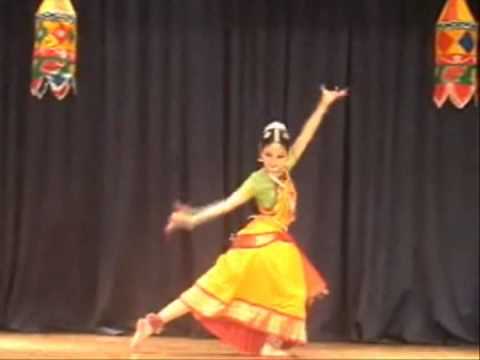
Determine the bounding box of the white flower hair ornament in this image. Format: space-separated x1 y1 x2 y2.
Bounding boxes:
263 121 290 143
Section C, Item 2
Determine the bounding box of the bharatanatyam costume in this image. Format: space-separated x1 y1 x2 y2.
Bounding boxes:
179 168 328 354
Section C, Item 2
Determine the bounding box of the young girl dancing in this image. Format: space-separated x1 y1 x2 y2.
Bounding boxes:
131 85 348 357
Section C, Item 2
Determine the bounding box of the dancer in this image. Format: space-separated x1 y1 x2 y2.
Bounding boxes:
130 85 348 357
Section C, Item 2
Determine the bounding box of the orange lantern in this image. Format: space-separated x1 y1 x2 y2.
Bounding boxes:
434 0 478 108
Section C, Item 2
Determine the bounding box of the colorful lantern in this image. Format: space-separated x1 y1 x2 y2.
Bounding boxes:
434 0 478 108
31 0 77 100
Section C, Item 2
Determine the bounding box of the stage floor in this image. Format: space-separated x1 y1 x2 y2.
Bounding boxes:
0 333 478 359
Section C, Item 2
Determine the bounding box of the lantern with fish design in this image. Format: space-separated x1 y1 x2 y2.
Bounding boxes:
31 0 77 100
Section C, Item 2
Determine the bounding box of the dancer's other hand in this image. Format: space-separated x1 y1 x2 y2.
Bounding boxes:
165 202 195 234
318 84 348 108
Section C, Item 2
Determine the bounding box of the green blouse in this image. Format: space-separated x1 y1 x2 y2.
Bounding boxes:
238 169 279 210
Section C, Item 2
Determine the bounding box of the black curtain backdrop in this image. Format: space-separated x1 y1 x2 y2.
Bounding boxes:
0 0 478 345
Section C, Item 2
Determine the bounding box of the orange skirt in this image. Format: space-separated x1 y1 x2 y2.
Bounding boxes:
180 232 328 355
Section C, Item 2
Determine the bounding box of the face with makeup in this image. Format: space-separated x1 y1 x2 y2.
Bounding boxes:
259 142 289 176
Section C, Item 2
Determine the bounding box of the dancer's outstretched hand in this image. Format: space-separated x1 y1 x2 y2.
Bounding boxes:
319 84 348 108
165 202 195 234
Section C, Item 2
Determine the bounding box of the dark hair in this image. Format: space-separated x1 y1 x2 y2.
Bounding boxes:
258 121 290 151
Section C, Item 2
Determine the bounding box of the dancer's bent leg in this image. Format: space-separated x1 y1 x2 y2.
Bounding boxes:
260 336 290 357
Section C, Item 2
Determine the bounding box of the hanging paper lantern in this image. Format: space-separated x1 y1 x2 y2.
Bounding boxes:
434 0 478 109
31 0 77 100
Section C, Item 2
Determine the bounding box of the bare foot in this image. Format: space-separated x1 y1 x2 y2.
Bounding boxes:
129 318 153 350
145 313 165 334
260 342 291 357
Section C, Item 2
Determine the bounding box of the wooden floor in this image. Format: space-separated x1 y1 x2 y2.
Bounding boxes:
0 333 478 359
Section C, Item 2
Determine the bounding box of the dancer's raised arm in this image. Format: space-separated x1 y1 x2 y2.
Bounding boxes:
288 85 348 169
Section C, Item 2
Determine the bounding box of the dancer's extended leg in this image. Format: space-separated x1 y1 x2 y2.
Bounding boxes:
157 298 190 323
130 299 190 349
